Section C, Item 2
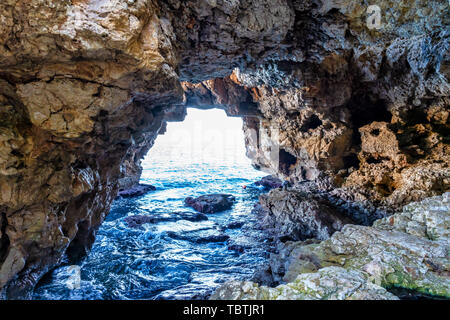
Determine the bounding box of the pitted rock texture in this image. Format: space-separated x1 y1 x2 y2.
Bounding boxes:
124 212 208 230
185 194 236 213
257 189 355 241
0 0 448 298
218 194 450 299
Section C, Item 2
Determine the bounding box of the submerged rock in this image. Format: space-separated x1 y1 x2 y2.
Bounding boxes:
255 175 283 189
116 184 156 199
211 266 398 300
185 194 236 213
258 189 354 241
224 221 245 230
166 231 230 244
124 212 208 229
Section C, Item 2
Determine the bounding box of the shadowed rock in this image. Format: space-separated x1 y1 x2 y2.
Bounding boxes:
225 221 245 230
124 212 208 229
0 0 448 297
185 194 236 213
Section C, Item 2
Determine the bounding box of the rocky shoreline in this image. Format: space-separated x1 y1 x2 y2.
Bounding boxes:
212 192 450 300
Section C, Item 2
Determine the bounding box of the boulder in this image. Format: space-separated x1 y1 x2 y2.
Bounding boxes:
124 211 208 229
216 193 450 300
184 194 236 213
258 189 354 241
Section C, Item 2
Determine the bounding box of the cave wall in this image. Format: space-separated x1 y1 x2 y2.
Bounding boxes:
0 0 448 298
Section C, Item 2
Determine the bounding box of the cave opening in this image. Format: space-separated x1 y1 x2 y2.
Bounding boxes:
278 149 298 176
33 108 270 300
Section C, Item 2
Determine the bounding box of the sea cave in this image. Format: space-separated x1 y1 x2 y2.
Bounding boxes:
0 0 448 302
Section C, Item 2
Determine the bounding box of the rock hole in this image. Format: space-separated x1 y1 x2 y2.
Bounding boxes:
366 156 389 164
278 149 297 175
66 219 94 263
301 114 322 131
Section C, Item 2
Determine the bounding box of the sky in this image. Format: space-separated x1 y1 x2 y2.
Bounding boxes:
144 108 251 165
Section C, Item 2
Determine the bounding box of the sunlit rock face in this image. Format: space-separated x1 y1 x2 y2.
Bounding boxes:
0 0 448 298
214 193 450 300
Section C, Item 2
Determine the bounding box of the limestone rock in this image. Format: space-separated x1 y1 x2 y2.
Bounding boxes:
185 194 236 213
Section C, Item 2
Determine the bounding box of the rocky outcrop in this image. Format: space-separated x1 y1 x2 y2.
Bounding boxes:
213 193 450 299
254 175 283 189
185 194 236 213
0 0 184 298
124 211 208 229
116 184 156 198
211 266 398 300
0 0 448 298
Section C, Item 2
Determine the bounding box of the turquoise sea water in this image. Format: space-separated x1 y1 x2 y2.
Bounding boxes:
33 109 268 300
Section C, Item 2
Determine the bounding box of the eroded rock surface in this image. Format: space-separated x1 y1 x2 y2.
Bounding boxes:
116 184 156 198
0 0 448 298
213 193 450 299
